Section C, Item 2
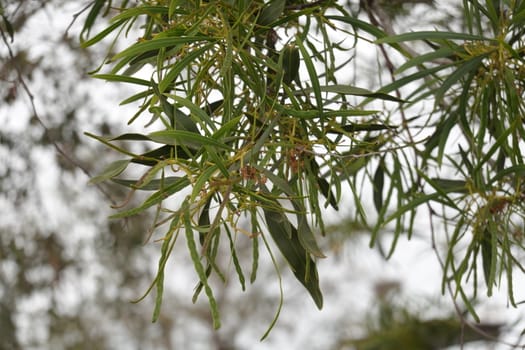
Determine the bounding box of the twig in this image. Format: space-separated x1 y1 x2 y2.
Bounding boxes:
64 1 96 38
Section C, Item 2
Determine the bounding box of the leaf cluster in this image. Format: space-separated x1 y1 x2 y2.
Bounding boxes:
81 0 401 330
81 0 525 333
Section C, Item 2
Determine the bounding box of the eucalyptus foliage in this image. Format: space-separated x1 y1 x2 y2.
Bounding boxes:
82 0 525 331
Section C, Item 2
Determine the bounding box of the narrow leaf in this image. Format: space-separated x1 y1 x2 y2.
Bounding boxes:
112 176 182 191
375 31 492 44
148 130 231 150
373 160 384 213
301 85 404 102
111 37 211 62
257 0 285 26
259 190 323 309
183 201 221 329
93 74 151 86
110 176 190 218
89 159 131 184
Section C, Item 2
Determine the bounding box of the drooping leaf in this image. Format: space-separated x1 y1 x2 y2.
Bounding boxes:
429 178 469 194
80 0 111 43
480 227 496 294
373 160 385 213
148 130 231 151
93 74 151 86
300 85 404 102
317 177 338 210
296 36 323 110
375 31 493 44
111 36 212 62
112 176 182 191
89 159 131 184
257 0 285 26
307 158 338 211
296 216 326 258
158 44 214 93
183 201 221 329
328 123 397 133
281 44 300 85
110 176 190 218
131 145 193 165
111 133 152 141
259 192 323 309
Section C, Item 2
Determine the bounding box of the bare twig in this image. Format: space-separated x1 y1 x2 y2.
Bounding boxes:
64 1 96 38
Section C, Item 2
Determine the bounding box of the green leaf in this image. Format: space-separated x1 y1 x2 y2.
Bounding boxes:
110 5 169 23
80 0 111 42
81 18 128 48
317 177 338 210
373 160 385 213
307 158 338 211
111 36 212 62
296 215 326 258
490 165 525 184
93 74 151 86
301 85 404 102
480 227 496 295
429 178 469 194
259 189 323 309
395 47 460 74
263 207 323 309
152 225 175 322
281 45 300 85
328 123 397 133
423 113 458 164
436 55 486 102
110 176 190 218
183 201 221 329
375 31 493 44
375 64 451 98
380 192 441 228
167 95 217 132
190 164 219 203
151 83 200 132
89 159 131 184
131 145 193 165
158 44 214 93
112 176 183 191
111 133 152 141
257 0 285 26
325 15 387 40
148 130 231 151
255 167 328 257
296 36 323 110
168 0 178 19
275 104 378 119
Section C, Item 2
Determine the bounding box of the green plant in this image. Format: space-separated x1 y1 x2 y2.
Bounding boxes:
82 0 525 335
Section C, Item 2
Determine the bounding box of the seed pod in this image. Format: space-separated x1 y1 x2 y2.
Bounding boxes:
281 44 300 85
